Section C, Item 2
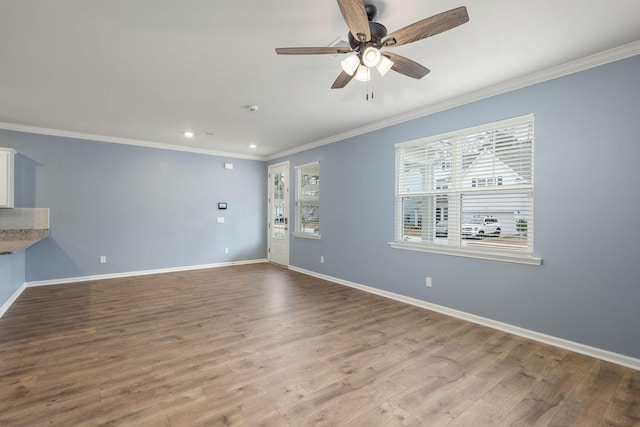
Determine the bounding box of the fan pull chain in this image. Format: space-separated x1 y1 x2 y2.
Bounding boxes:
365 77 374 101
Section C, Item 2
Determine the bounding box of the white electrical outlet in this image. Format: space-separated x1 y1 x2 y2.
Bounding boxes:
100 255 107 264
425 277 432 287
224 248 229 254
216 217 225 224
320 256 324 264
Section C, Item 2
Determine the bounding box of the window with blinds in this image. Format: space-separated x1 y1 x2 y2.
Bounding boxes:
393 114 539 264
295 161 320 238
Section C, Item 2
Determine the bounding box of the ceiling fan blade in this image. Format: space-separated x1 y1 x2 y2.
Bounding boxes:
331 71 355 89
381 6 469 47
275 47 353 55
383 52 430 79
337 0 370 42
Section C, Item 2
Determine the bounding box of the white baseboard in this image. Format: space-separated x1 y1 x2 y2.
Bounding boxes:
289 266 640 372
25 259 268 288
0 282 27 318
8 260 639 371
1 259 267 319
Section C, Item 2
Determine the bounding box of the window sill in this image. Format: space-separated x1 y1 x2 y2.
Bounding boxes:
389 241 542 265
293 232 321 240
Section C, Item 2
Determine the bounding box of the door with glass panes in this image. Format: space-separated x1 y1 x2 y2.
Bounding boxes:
268 162 289 265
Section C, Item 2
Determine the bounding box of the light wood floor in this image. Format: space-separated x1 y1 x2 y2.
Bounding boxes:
0 263 638 426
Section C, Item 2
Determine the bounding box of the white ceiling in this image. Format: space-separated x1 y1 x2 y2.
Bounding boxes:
1 0 639 159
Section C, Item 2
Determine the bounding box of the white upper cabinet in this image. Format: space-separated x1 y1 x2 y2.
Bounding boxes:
0 148 15 208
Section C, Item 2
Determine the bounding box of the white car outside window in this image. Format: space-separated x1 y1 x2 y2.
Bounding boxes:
461 216 501 238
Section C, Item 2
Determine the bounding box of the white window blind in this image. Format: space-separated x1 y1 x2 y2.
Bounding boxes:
295 161 320 238
394 114 538 263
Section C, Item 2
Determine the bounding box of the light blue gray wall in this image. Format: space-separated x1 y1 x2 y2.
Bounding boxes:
0 252 25 310
0 130 267 283
274 55 640 359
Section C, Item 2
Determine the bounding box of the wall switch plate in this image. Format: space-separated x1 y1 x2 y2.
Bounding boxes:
224 248 229 254
425 277 432 287
320 256 324 264
100 255 107 264
216 217 225 224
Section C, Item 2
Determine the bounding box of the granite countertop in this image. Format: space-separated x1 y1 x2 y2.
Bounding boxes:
0 229 49 254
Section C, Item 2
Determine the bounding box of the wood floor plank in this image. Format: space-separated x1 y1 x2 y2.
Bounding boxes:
446 398 509 427
546 360 627 427
399 374 494 426
602 369 640 426
0 263 638 426
348 399 410 426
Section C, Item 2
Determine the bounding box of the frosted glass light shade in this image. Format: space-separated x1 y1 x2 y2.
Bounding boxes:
355 65 371 82
362 47 381 67
376 55 394 76
340 55 360 76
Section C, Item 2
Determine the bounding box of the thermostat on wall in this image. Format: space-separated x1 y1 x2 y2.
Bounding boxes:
218 202 228 210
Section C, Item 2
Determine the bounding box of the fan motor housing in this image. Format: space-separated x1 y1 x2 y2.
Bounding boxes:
348 21 388 49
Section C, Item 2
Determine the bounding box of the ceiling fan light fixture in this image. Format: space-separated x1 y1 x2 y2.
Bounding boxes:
340 54 360 76
355 64 372 82
376 55 394 76
362 46 381 67
276 4 470 90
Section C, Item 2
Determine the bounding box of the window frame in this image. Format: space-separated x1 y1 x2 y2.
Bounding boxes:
293 161 321 239
390 114 541 265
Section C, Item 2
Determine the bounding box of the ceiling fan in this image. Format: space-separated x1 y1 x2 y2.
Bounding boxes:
275 0 469 89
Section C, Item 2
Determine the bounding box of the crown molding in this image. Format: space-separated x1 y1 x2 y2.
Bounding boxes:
0 122 265 161
267 40 640 161
1 41 638 163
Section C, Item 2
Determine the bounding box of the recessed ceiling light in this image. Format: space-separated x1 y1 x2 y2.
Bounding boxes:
183 131 194 138
249 144 257 149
